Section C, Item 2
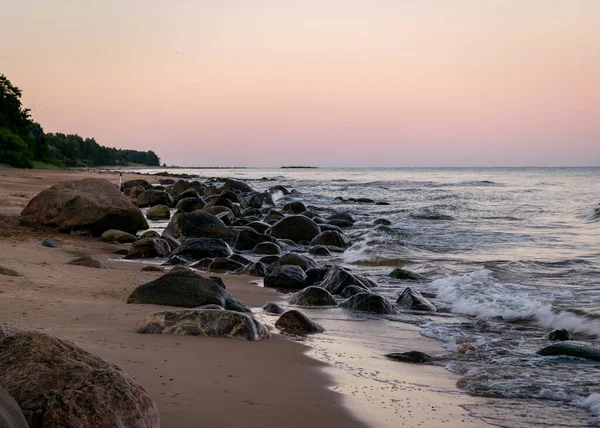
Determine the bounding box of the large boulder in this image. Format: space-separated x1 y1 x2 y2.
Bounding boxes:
397 287 437 312
246 221 271 234
341 284 366 298
234 262 270 277
275 253 318 271
282 201 306 214
252 242 281 255
310 230 351 248
340 292 396 314
275 310 324 335
289 286 337 307
146 205 171 220
129 237 171 258
175 197 206 213
20 178 148 236
207 258 244 273
137 309 269 341
233 229 276 251
263 302 285 315
223 179 254 193
100 229 137 243
266 215 321 243
172 238 232 260
264 265 307 289
390 268 421 280
174 189 201 203
240 192 271 209
166 180 192 199
127 270 249 312
122 179 149 191
317 266 375 295
0 386 28 428
0 331 159 428
327 212 355 228
537 342 600 361
136 189 174 208
164 211 235 239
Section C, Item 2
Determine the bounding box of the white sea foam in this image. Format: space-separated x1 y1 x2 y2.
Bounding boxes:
574 393 600 425
428 270 600 337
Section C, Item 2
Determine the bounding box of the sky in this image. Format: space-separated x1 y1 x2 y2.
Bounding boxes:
1 0 599 167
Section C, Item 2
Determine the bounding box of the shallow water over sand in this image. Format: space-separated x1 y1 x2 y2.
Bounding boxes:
126 166 600 426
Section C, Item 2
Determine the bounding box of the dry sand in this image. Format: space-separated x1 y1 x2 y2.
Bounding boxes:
0 167 493 427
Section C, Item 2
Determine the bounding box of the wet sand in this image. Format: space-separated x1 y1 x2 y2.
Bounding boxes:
0 167 496 427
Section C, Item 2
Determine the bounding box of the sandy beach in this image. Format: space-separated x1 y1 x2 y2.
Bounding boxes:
0 167 496 428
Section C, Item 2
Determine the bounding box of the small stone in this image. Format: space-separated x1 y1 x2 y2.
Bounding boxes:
67 257 106 269
41 239 61 248
547 329 571 341
386 351 431 364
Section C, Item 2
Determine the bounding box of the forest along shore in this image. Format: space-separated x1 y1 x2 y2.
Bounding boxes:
4 166 590 427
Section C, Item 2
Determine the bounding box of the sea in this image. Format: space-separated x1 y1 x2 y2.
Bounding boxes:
123 166 600 427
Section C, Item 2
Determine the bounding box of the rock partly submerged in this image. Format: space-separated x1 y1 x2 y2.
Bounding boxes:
137 309 270 341
397 287 437 312
275 310 324 335
537 341 600 361
289 286 337 307
340 292 396 314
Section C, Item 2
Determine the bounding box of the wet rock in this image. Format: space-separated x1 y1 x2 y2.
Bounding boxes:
267 215 321 243
146 205 171 220
282 201 306 214
341 285 365 298
208 258 244 273
327 212 355 228
317 266 374 295
386 351 431 364
162 255 191 266
127 270 249 312
397 287 437 312
275 253 318 271
129 237 171 258
21 179 149 236
0 385 28 428
308 245 332 256
0 265 22 277
174 189 201 203
275 310 324 335
340 292 396 314
374 218 392 226
537 341 600 361
263 302 285 315
195 304 224 310
389 268 421 280
547 329 571 341
304 267 329 286
141 266 164 272
138 230 160 239
240 192 272 209
190 258 214 269
310 230 351 248
137 309 268 341
164 211 235 239
41 239 61 248
175 197 206 213
234 262 270 277
113 248 130 256
165 180 192 199
233 229 276 251
100 229 137 243
0 331 159 428
67 257 106 269
129 186 144 198
228 254 252 265
123 179 149 191
318 223 344 234
289 286 337 307
252 242 281 255
457 343 478 354
160 233 181 252
136 189 174 208
268 185 290 195
223 179 254 193
172 238 232 260
264 265 307 289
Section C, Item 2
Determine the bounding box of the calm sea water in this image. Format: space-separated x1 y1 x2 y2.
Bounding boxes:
126 167 600 425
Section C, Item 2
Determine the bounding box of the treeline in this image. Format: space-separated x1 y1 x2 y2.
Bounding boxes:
0 74 160 168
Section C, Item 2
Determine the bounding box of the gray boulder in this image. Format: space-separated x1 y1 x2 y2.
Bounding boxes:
263 302 285 315
137 309 269 341
310 230 351 248
537 342 600 361
267 215 321 243
397 287 437 312
289 286 337 307
164 211 235 239
223 179 254 193
20 178 148 236
175 197 206 213
100 229 137 243
146 205 171 220
275 310 324 335
252 242 281 255
264 265 307 289
172 238 232 260
233 229 276 251
340 292 396 314
129 237 171 258
275 253 318 271
316 266 374 295
136 189 174 208
127 270 249 312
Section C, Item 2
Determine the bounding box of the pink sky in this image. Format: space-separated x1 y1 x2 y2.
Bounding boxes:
1 0 599 166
